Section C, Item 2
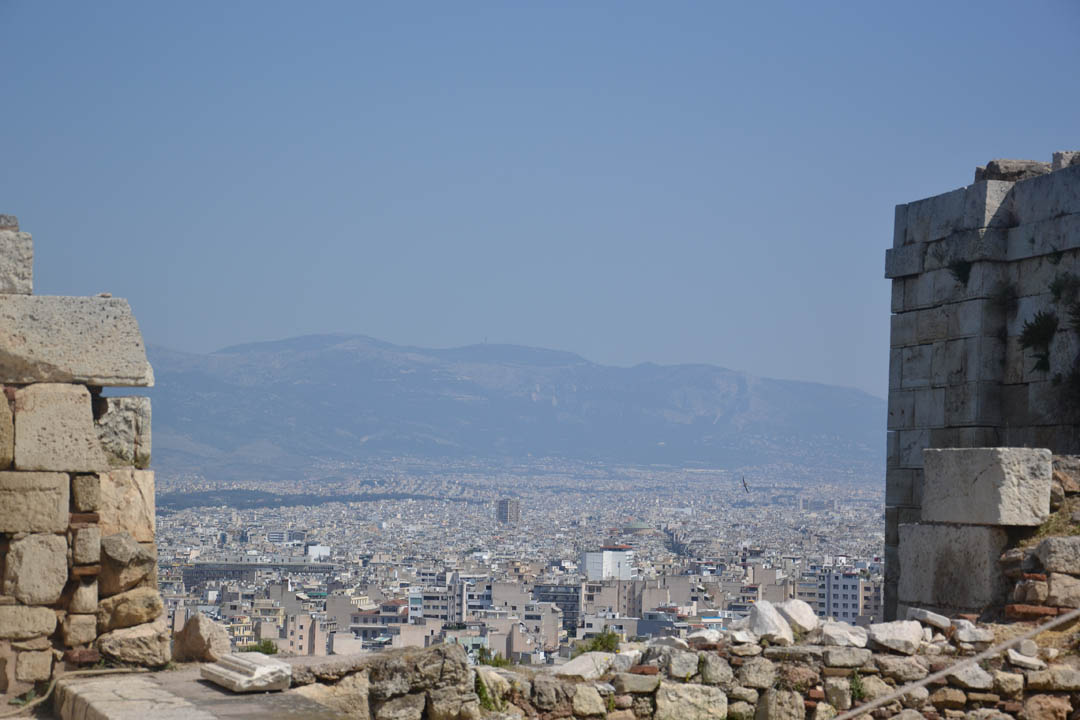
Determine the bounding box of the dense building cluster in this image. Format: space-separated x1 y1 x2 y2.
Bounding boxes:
155 464 885 662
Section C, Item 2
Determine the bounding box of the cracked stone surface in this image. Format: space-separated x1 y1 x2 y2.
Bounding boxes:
55 665 348 719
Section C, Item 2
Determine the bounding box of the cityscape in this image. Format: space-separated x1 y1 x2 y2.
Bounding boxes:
155 457 886 662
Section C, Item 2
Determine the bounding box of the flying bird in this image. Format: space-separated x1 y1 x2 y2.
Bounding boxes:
741 476 749 494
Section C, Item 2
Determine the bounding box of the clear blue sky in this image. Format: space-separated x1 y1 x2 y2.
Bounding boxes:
2 2 1077 397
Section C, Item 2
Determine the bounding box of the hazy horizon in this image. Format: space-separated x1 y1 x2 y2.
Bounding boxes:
151 331 889 400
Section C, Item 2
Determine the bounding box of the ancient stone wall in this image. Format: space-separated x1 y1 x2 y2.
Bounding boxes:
884 152 1080 619
213 600 1079 720
0 215 165 700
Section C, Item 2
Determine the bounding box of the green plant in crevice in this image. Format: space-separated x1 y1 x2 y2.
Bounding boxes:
1050 272 1080 303
948 259 973 286
850 670 866 702
475 673 500 712
1020 309 1059 372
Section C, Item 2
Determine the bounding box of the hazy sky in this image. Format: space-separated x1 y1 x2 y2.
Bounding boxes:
2 2 1078 397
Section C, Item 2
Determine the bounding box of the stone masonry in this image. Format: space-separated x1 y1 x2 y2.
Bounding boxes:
884 151 1080 619
0 215 165 701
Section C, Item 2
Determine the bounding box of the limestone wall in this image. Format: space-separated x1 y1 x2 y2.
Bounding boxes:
884 152 1080 619
0 215 165 700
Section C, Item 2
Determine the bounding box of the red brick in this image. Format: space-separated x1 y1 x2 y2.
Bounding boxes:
1005 603 1059 619
629 665 658 675
1022 573 1048 581
71 564 101 577
808 688 825 701
69 512 100 524
64 648 100 665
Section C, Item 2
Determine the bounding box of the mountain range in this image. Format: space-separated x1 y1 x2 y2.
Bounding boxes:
143 334 885 482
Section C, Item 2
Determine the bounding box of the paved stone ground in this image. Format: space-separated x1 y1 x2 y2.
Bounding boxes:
53 664 348 720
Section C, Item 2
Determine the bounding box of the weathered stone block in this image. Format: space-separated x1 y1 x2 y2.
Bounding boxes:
1053 151 1080 171
905 186 967 245
14 384 108 472
897 523 1010 612
96 586 163 633
887 391 913 430
905 273 935 309
0 230 32 294
921 447 1051 525
893 204 908 248
915 306 948 344
70 579 98 614
63 614 97 647
15 649 52 682
885 245 924 278
1046 573 1080 608
963 181 1014 229
95 396 151 468
933 263 1006 305
913 387 944 427
944 382 1001 427
948 299 1001 338
99 532 156 597
2 533 69 605
901 345 931 388
1010 164 1080 226
984 159 1050 182
923 229 1008 271
1036 537 1080 574
0 472 68 532
98 468 155 542
654 682 727 720
72 526 101 565
72 474 100 512
1028 380 1064 426
886 468 921 507
96 616 171 667
869 620 924 655
0 295 153 386
891 312 918 348
0 605 57 639
891 279 905 313
1006 212 1080 261
897 428 929 468
173 613 231 662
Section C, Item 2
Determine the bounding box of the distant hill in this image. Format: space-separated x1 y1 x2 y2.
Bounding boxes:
142 334 885 482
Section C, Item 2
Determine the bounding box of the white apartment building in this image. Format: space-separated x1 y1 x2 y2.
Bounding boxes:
581 545 636 582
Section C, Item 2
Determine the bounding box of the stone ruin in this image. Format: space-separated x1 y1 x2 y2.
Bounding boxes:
0 214 165 700
885 151 1080 621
